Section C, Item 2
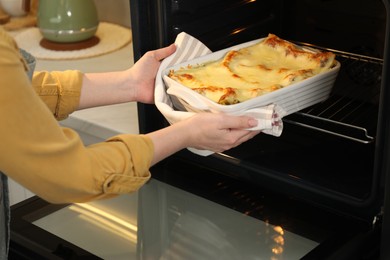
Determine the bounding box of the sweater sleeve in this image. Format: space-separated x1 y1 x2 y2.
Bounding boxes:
0 27 152 204
32 70 83 120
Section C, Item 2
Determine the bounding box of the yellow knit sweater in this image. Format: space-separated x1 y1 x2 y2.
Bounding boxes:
0 27 152 204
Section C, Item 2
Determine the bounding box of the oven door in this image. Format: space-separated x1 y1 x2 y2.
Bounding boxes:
10 168 380 260
130 0 390 258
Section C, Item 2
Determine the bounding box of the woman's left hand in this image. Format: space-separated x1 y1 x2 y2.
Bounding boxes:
127 43 176 104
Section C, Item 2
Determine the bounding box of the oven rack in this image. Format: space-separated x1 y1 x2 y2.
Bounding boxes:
283 47 383 144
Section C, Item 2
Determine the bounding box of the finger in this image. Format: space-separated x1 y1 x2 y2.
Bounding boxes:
230 129 260 145
220 115 258 130
152 44 176 61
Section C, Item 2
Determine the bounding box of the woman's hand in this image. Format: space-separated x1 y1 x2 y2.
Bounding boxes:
183 113 260 152
127 44 176 104
147 113 260 165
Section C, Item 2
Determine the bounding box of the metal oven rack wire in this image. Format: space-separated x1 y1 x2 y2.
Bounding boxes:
283 45 383 144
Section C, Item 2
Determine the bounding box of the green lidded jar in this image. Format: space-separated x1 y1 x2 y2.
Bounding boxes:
37 0 99 43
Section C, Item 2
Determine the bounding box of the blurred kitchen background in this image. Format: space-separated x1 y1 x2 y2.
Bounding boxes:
93 0 130 28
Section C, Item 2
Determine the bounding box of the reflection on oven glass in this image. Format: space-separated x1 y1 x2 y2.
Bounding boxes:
138 180 318 260
33 193 139 259
67 203 138 243
33 179 318 259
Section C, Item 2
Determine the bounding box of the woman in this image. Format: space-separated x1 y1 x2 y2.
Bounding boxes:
0 26 259 257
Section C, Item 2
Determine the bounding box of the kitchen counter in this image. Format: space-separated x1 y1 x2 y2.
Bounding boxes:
59 101 138 145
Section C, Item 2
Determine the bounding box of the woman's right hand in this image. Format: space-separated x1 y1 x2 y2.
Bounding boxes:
182 113 260 152
147 113 260 165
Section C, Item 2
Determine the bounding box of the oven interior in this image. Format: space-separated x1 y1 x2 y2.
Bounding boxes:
132 0 388 222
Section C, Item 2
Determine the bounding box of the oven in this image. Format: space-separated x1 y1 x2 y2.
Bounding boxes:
130 0 390 259
8 0 390 259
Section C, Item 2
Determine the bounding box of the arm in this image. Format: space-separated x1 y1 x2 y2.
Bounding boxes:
148 113 259 165
31 44 177 119
78 44 176 109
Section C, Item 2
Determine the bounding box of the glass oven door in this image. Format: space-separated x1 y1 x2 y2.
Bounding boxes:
10 165 379 259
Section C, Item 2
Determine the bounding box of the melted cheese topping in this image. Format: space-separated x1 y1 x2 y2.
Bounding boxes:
168 34 336 105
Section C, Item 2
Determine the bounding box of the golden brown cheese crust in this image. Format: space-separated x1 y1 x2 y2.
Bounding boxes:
168 34 336 105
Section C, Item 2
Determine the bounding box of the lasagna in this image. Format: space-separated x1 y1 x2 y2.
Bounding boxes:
168 34 336 105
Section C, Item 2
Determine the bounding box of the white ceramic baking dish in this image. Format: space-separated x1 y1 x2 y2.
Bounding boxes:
162 37 340 116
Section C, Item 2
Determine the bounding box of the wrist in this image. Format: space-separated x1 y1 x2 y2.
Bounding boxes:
102 70 137 103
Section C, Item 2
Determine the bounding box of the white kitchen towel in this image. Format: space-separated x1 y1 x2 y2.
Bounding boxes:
155 32 285 156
